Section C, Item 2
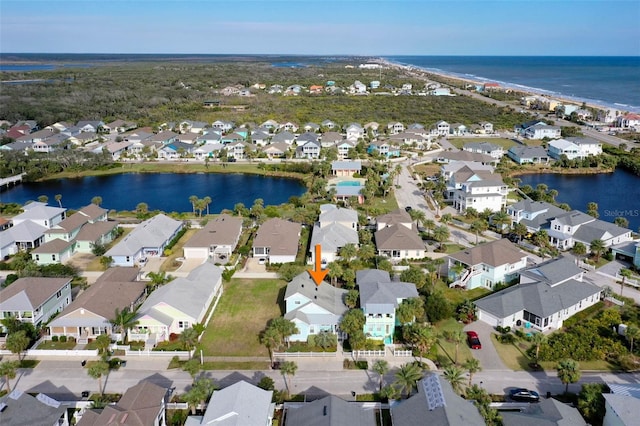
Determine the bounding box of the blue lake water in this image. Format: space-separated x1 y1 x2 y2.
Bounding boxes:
0 173 307 213
518 168 640 231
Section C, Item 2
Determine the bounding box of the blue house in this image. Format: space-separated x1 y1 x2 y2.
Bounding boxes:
367 141 401 158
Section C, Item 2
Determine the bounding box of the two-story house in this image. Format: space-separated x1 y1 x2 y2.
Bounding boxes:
252 218 301 263
448 239 529 290
506 200 567 233
357 269 419 344
284 272 348 342
295 140 321 159
309 205 359 266
547 210 632 250
0 277 72 331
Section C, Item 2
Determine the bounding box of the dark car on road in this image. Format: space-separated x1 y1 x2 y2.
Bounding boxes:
466 331 482 349
509 388 540 402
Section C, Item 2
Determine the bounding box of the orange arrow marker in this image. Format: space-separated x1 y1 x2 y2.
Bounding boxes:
308 244 328 286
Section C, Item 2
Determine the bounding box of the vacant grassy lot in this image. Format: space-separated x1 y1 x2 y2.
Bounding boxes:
448 137 518 150
198 278 287 356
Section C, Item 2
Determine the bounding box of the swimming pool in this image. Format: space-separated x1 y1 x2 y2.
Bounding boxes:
336 181 363 187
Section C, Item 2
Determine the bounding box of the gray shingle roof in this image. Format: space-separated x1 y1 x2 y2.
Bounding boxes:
193 380 274 426
310 223 358 253
357 269 418 314
285 273 348 317
501 397 587 426
136 262 222 322
105 214 182 257
285 395 376 426
7 220 47 242
391 373 485 426
519 257 583 286
0 391 66 426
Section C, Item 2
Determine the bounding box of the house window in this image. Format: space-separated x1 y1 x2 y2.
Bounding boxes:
52 255 56 261
56 290 62 298
309 326 315 334
178 321 190 329
295 301 300 305
35 255 40 261
126 256 131 262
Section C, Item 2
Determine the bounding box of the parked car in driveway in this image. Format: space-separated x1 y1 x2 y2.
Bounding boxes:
466 331 482 349
509 388 540 402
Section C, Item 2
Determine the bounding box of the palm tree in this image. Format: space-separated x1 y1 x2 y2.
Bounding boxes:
54 194 63 207
110 307 139 344
95 334 112 358
339 243 358 262
5 330 30 361
409 209 426 229
492 211 511 235
440 213 453 225
372 359 390 392
327 262 343 287
38 195 49 204
556 359 581 393
451 330 465 365
188 195 198 214
345 289 359 308
589 239 606 262
433 225 450 251
145 271 174 292
260 326 280 364
423 219 436 239
469 219 488 244
91 196 103 206
0 360 18 392
87 360 110 396
394 362 423 398
572 242 587 264
619 268 633 298
625 325 640 353
531 332 547 361
281 361 298 394
180 327 199 351
203 196 212 215
443 365 466 394
358 244 376 264
464 358 481 387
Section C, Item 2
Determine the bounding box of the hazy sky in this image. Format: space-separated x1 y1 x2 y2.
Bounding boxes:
1 0 639 56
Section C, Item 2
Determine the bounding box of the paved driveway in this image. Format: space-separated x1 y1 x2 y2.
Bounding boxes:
463 320 509 371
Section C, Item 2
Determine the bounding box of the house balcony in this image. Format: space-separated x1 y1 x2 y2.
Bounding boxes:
450 266 482 288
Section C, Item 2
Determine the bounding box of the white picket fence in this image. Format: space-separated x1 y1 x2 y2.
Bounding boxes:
393 349 413 357
273 351 337 358
352 350 386 358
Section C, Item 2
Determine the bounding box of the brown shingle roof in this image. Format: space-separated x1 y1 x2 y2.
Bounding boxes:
449 239 525 267
183 214 242 249
47 212 89 233
56 267 144 320
79 204 108 221
0 277 71 309
376 208 412 227
31 238 74 254
75 221 118 242
253 218 301 256
375 224 424 250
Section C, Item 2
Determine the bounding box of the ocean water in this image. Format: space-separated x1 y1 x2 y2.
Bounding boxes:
385 56 640 111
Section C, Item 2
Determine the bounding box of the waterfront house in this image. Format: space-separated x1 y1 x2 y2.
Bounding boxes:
253 218 301 263
157 141 194 160
105 214 183 267
262 142 290 158
507 200 567 233
567 136 603 156
475 257 601 331
331 160 362 177
447 239 528 290
391 373 485 426
295 140 321 159
12 202 66 228
616 113 640 129
227 140 254 160
452 177 508 214
133 262 222 345
185 381 274 426
0 231 17 259
4 220 48 250
193 143 223 160
547 210 632 250
375 224 426 261
78 381 167 426
182 214 242 261
507 146 550 164
357 269 418 342
0 277 72 331
0 391 69 426
463 141 504 159
74 220 119 253
48 267 146 342
548 138 583 160
251 129 271 146
284 272 348 342
309 206 359 265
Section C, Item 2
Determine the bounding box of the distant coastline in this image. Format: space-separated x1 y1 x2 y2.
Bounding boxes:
381 56 640 113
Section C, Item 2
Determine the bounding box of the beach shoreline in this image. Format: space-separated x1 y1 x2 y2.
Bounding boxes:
377 57 638 114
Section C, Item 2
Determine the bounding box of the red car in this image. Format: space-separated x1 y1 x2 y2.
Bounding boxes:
467 331 482 349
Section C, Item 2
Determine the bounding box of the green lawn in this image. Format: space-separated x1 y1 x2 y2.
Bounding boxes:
198 278 287 356
448 138 518 150
434 281 490 306
434 318 473 366
36 340 77 350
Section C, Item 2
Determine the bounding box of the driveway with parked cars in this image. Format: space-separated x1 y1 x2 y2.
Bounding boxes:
463 320 509 371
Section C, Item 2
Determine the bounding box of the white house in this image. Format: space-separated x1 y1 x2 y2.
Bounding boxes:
547 210 632 250
182 214 242 261
105 214 183 266
523 123 561 140
252 218 301 263
447 239 529 290
133 262 222 344
284 272 348 342
475 257 602 331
